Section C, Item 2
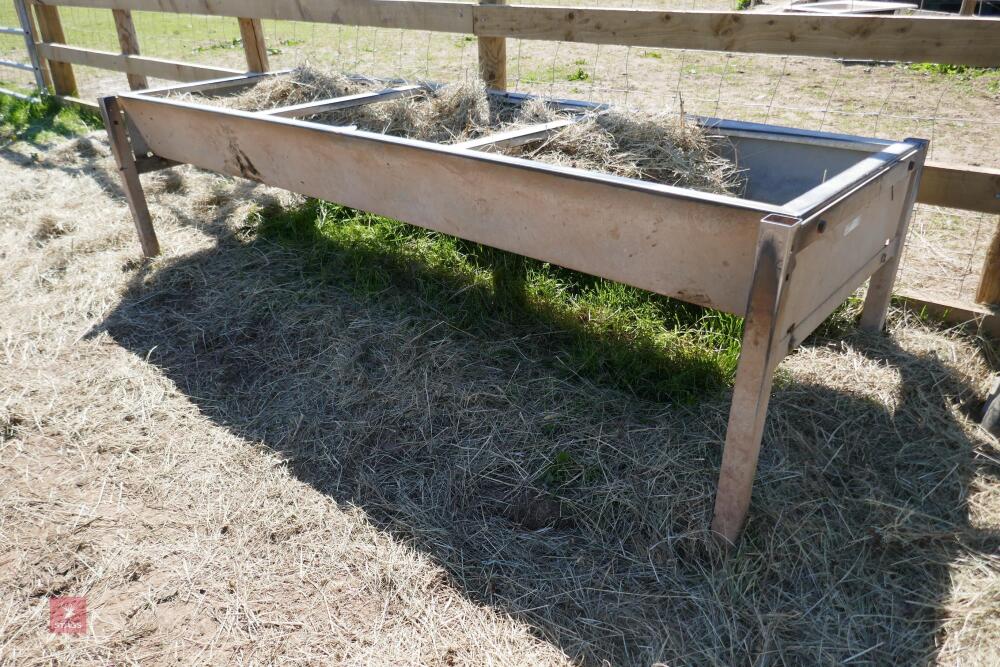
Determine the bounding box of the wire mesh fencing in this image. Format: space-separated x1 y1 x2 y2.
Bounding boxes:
31 2 1000 308
0 2 37 93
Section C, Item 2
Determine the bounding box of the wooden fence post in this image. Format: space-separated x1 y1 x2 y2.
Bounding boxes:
477 0 506 90
237 17 269 73
976 220 1000 307
33 4 77 96
112 9 147 90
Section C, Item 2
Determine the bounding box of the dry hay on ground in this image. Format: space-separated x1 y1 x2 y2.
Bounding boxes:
193 66 743 195
1 130 999 665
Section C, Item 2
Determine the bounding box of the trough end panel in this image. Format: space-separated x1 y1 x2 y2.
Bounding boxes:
777 151 923 348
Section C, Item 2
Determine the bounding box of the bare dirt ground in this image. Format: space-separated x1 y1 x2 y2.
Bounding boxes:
2 120 1000 665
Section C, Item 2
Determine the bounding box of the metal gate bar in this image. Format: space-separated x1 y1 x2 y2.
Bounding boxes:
0 0 46 93
0 57 32 71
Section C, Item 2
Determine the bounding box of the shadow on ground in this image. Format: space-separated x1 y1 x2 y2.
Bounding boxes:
81 190 1000 664
14 135 993 663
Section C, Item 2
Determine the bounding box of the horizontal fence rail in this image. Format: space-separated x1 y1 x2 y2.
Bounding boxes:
35 43 242 82
920 164 1000 216
474 8 1000 67
29 1 1000 66
10 0 1000 321
32 0 475 33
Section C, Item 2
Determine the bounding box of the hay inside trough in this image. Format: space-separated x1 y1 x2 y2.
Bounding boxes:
512 111 744 195
197 67 743 195
203 67 371 110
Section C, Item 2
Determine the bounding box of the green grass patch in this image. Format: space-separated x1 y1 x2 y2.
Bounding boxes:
191 37 244 54
539 450 602 490
251 199 746 402
906 63 997 78
907 64 1000 92
0 93 100 145
190 36 291 57
521 63 596 85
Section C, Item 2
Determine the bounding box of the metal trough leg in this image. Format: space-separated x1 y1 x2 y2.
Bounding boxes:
711 218 795 544
858 250 899 333
859 151 927 332
99 95 160 257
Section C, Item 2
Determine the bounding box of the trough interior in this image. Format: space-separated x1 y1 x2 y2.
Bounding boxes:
182 77 574 145
185 76 378 112
304 93 571 144
718 133 884 206
172 73 895 207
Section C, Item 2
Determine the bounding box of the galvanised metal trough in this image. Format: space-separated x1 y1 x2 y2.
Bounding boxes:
100 71 927 543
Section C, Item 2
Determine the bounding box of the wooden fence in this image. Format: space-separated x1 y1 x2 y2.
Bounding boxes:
12 0 1000 324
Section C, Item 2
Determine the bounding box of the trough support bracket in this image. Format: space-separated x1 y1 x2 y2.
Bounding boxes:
711 217 796 545
135 155 180 174
99 96 160 258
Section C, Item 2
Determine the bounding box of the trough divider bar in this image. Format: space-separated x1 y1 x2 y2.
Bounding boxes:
454 118 578 150
139 70 287 97
260 84 428 119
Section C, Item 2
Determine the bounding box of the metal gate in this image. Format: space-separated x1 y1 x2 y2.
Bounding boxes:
0 0 44 99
